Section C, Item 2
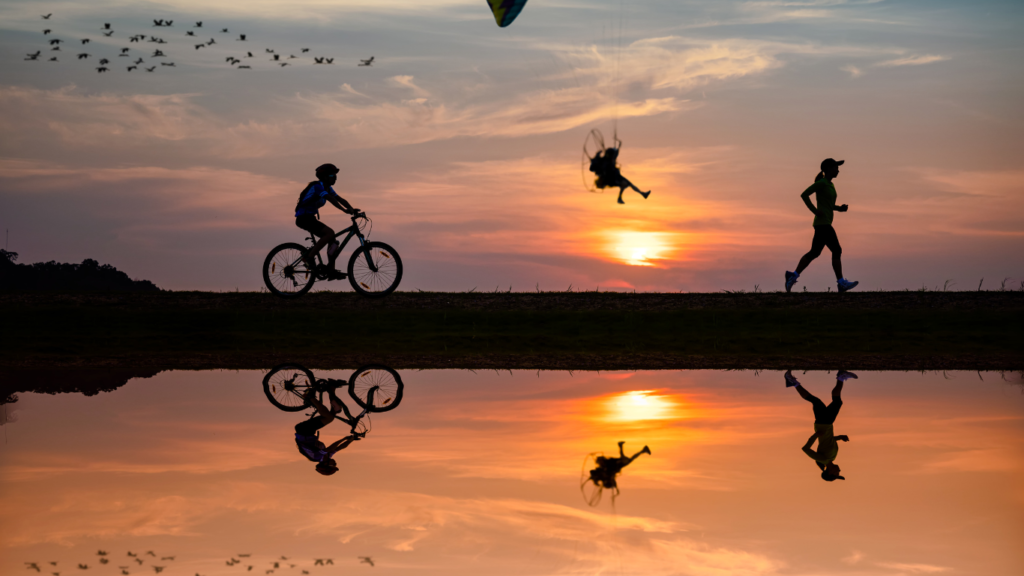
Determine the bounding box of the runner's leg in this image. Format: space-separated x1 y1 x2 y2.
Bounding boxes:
823 226 843 280
795 227 827 275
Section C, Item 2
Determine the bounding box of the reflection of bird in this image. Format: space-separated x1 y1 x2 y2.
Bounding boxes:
358 557 374 567
152 568 164 574
160 557 174 561
51 46 60 51
26 563 42 572
359 56 374 66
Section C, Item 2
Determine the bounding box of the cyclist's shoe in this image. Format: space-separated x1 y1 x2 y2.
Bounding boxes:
836 370 858 382
785 370 801 387
326 269 346 281
785 271 799 293
837 278 859 293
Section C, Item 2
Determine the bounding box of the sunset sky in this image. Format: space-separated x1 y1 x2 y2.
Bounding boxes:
2 369 1022 575
1 0 1022 291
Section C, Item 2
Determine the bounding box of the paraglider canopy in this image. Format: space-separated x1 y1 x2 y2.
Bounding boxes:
487 0 529 28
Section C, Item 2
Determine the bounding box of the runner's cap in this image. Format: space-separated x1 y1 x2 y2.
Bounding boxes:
315 163 340 177
821 158 845 170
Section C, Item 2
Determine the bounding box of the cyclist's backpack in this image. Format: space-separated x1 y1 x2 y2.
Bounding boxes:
294 181 318 213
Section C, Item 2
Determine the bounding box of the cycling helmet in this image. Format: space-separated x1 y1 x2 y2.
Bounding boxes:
315 163 340 178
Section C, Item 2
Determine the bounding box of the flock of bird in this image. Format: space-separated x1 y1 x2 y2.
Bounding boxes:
24 13 375 73
23 551 376 574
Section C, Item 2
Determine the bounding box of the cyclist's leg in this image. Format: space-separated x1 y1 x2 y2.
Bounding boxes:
296 216 336 265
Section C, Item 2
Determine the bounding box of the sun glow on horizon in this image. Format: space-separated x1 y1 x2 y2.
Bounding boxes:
605 390 680 422
606 231 678 267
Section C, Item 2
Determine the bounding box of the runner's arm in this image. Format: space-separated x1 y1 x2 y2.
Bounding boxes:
802 433 819 459
800 184 820 216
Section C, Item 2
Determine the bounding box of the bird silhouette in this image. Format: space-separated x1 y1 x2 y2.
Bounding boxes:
195 44 205 50
135 556 146 563
81 38 89 44
195 21 202 27
237 65 250 69
102 31 113 37
160 557 174 561
42 14 52 19
165 20 173 26
153 19 164 27
272 54 279 61
50 563 58 566
152 568 164 574
325 58 333 64
237 34 246 41
53 573 60 576
272 563 279 569
99 58 109 64
160 62 175 66
121 571 129 576
103 23 110 30
301 48 309 53
120 48 129 54
77 565 89 570
145 553 155 558
278 557 288 561
99 560 109 566
26 562 42 572
279 62 288 67
127 66 136 71
51 46 60 50
246 566 253 571
134 57 143 64
77 53 89 59
49 39 62 45
301 572 309 575
207 38 216 45
127 553 137 558
130 36 140 42
265 48 273 53
246 51 252 57
264 572 273 575
221 28 229 33
237 555 251 558
43 29 51 34
358 557 374 567
314 57 324 64
359 56 374 66
186 31 194 36
288 54 297 59
25 51 41 60
152 50 165 57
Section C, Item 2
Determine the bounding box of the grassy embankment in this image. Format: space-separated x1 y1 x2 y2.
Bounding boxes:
1 291 1022 370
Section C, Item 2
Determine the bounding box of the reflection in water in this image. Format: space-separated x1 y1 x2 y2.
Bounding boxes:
582 441 652 506
2 369 1022 575
262 364 404 476
787 370 857 481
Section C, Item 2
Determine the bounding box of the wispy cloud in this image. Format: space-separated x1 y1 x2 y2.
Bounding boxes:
875 562 952 573
875 54 950 67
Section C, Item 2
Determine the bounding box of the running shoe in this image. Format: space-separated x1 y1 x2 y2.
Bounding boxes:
785 271 799 293
837 278 859 293
836 370 858 382
785 370 801 387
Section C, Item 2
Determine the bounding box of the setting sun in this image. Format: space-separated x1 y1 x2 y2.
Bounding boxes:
607 231 678 267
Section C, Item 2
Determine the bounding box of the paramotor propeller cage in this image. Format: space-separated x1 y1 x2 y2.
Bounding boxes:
581 129 621 193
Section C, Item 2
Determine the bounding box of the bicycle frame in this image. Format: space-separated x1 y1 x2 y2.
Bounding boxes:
303 214 378 272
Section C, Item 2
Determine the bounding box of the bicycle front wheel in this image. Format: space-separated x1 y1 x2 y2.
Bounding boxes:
349 365 404 412
264 242 316 297
263 363 316 412
347 241 402 297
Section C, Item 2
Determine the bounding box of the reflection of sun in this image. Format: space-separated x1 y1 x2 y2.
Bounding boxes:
606 390 677 422
607 231 676 267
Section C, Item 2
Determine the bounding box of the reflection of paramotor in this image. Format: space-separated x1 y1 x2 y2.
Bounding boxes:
580 451 606 506
487 0 529 28
581 129 621 193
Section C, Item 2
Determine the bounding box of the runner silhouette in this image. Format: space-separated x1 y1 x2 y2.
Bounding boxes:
785 158 858 293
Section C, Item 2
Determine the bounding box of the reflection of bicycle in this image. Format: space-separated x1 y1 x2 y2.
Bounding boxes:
262 211 403 298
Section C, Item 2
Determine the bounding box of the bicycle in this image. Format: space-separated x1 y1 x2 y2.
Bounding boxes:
263 363 404 435
262 211 403 298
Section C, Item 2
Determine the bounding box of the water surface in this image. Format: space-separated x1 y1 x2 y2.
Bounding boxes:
2 369 1022 575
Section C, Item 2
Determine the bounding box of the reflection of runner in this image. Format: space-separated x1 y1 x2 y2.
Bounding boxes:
588 441 651 494
786 370 857 481
294 388 366 476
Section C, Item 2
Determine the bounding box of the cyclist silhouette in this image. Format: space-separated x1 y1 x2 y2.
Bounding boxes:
589 145 651 205
293 385 374 476
785 158 858 293
294 163 359 280
786 370 857 481
588 441 651 494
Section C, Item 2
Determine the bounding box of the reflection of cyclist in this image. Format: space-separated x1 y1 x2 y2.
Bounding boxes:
589 146 651 205
294 386 367 476
588 441 651 493
786 370 857 481
295 163 359 279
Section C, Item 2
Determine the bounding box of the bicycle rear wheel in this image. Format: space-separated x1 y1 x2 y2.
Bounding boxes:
347 241 402 297
263 363 316 411
264 242 316 297
349 364 404 412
